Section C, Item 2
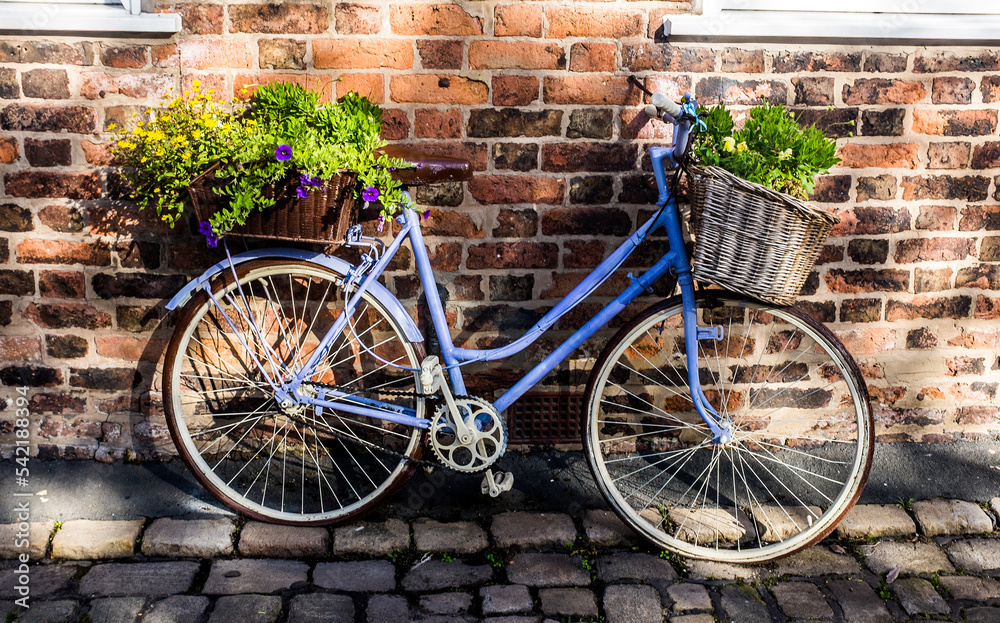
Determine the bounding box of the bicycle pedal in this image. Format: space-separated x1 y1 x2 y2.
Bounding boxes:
480 469 514 498
696 325 724 341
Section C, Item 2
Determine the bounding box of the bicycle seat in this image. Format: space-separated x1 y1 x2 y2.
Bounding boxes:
379 145 473 186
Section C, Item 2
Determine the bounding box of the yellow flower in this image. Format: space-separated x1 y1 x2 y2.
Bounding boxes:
140 156 147 163
118 140 136 150
204 118 218 128
182 152 191 160
155 149 164 156
778 147 793 160
192 79 201 88
107 122 117 131
722 136 735 152
737 141 748 153
154 187 160 193
191 130 201 139
161 215 169 221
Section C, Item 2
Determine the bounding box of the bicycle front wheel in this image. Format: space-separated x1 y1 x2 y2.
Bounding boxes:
164 259 425 525
584 292 872 562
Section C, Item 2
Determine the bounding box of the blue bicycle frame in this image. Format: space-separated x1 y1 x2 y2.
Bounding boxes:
169 98 730 444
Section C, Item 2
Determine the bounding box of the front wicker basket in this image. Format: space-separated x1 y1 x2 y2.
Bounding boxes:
688 166 839 307
187 163 359 245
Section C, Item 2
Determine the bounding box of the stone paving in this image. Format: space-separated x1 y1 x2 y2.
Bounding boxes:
0 500 998 622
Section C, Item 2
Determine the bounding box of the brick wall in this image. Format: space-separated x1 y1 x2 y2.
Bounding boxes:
1 1 999 461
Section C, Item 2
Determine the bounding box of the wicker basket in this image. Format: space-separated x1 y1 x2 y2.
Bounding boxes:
688 165 839 307
187 163 359 244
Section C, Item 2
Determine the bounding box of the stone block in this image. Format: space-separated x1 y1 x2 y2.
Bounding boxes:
367 594 409 622
827 579 890 623
938 575 1000 600
142 518 235 558
773 545 861 577
14 599 76 623
0 521 54 559
912 499 993 536
86 597 146 623
862 541 955 575
333 519 409 556
313 560 396 592
144 596 211 623
80 562 199 597
420 592 472 615
507 553 591 587
892 577 949 616
203 559 309 595
834 504 917 539
583 510 638 547
402 560 492 592
0 564 77 599
750 506 822 542
666 583 712 612
287 594 355 623
603 584 662 623
51 519 143 559
491 512 577 548
719 584 769 623
669 616 716 623
539 588 598 618
686 559 768 581
238 522 328 558
481 584 533 615
770 582 834 619
966 606 1000 623
207 595 282 623
596 553 677 583
944 538 1000 572
413 519 488 554
990 497 1000 523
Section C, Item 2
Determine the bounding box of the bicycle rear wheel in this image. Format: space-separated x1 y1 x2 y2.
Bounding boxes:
164 259 425 525
584 292 872 562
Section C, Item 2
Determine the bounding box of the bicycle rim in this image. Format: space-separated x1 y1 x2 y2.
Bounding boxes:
584 292 873 562
164 260 425 525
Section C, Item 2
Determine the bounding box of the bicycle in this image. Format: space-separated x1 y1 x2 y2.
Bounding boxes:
161 89 873 563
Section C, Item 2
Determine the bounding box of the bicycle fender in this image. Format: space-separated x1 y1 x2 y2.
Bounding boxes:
164 247 424 342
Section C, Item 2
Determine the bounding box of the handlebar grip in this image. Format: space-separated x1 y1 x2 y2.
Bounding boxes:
648 92 682 120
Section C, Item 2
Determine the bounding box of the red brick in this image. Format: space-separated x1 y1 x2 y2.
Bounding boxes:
620 109 674 141
563 240 606 269
931 77 975 104
894 237 976 263
25 302 111 329
417 40 463 70
493 209 538 237
547 7 643 38
258 39 306 70
5 171 100 200
982 76 1000 103
834 328 895 355
176 3 224 35
390 75 487 105
381 109 409 140
24 138 70 167
959 205 1000 231
95 336 167 362
542 143 638 173
843 79 926 105
421 209 484 239
17 239 109 265
467 242 558 269
0 137 17 164
179 40 251 70
234 74 334 102
696 77 788 105
336 3 382 34
0 104 96 133
721 48 764 72
495 5 542 37
957 406 999 425
428 242 462 271
21 68 70 99
912 109 997 136
0 337 41 362
229 4 328 33
830 207 911 236
313 39 412 69
398 141 488 170
39 205 85 233
81 73 174 100
836 143 920 169
542 207 631 236
415 108 461 139
100 44 146 69
336 73 383 103
20 41 93 65
80 141 115 166
151 44 179 68
824 269 909 293
39 270 86 298
544 75 640 106
900 176 990 202
469 41 564 70
570 43 616 73
493 75 538 106
928 142 971 169
468 176 564 205
914 51 1000 73
623 44 715 72
773 51 860 73
915 205 957 231
391 4 483 36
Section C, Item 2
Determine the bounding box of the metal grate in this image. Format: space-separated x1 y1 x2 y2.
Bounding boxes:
506 392 583 444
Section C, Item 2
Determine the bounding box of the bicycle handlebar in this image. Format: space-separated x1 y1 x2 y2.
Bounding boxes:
644 92 683 121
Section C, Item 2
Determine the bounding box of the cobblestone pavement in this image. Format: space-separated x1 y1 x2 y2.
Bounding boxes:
1 497 999 623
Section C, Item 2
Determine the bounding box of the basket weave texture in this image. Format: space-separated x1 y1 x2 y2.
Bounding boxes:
187 163 358 245
688 165 839 306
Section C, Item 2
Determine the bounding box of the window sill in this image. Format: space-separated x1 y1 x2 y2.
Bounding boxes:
666 10 1000 44
0 3 180 35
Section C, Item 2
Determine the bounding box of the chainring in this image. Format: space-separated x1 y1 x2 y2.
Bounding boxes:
429 396 507 473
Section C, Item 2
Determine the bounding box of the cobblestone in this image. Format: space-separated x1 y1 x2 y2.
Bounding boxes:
86 596 146 623
51 519 143 559
863 540 955 575
207 594 282 623
16 599 77 623
313 560 396 592
202 559 309 594
770 581 834 619
491 512 577 548
892 577 950 615
506 553 591 587
539 587 598 617
912 499 994 536
237 522 328 558
827 579 890 623
333 518 409 556
481 584 533 615
774 545 861 577
990 497 1000 523
944 538 1000 572
686 559 768 581
367 594 409 622
835 503 917 539
420 592 473 614
966 606 1000 623
143 596 211 623
413 518 488 554
666 583 712 612
720 584 770 623
0 521 53 559
142 518 235 558
286 593 355 623
402 559 492 591
669 615 715 623
0 564 77 599
603 584 662 623
583 509 638 547
79 561 199 597
596 552 678 583
939 575 1000 600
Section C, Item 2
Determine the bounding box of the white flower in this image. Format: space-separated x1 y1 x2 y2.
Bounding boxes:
778 148 793 160
722 136 736 152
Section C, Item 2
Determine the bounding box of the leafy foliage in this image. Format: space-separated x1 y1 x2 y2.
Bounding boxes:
111 81 410 242
691 102 839 199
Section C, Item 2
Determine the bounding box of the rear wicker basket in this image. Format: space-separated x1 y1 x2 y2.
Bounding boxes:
688 165 839 306
187 163 359 244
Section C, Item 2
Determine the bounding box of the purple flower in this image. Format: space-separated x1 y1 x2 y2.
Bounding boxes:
376 216 385 233
275 145 292 161
296 186 309 199
422 210 431 220
310 176 322 186
362 186 380 202
299 173 311 186
416 163 423 169
198 221 218 248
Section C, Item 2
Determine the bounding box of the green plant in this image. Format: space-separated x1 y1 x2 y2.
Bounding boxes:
896 497 915 512
876 579 892 600
111 81 410 245
484 550 504 570
440 553 454 563
692 101 839 199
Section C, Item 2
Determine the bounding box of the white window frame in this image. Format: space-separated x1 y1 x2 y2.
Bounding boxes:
666 0 1000 43
0 0 180 34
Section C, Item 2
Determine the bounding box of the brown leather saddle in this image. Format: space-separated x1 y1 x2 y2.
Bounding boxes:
379 145 473 186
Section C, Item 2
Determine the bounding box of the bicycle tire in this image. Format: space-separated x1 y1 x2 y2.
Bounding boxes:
583 291 873 562
164 259 425 525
